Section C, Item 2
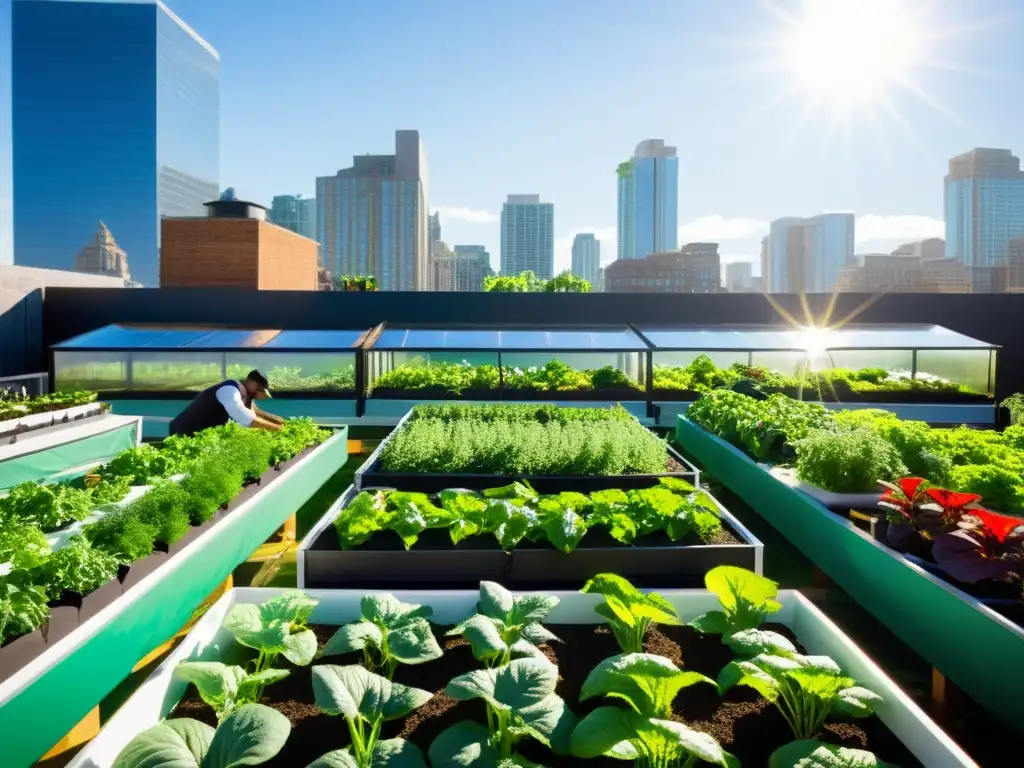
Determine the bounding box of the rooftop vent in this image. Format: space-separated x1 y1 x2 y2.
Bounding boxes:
203 198 267 221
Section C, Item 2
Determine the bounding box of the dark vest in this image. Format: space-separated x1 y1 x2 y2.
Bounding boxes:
168 380 252 437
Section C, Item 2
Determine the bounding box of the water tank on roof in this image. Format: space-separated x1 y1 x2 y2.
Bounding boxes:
203 198 267 221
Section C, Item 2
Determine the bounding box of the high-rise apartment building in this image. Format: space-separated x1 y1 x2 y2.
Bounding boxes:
11 0 219 286
500 195 554 279
316 130 429 290
269 195 317 242
617 140 679 260
605 243 720 293
725 261 754 292
429 212 442 252
570 234 601 287
431 245 493 291
944 148 1024 288
766 213 854 293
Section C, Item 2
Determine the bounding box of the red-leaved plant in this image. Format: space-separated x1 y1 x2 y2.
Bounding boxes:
877 478 982 541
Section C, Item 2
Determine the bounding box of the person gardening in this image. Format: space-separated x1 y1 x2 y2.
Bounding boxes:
168 369 284 437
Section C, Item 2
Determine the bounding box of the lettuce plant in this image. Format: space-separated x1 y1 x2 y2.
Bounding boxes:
37 535 118 600
447 582 558 666
717 652 881 741
571 653 736 768
581 573 681 654
113 703 289 768
310 664 430 768
0 481 93 531
769 740 897 767
223 591 319 698
174 661 290 721
690 565 781 641
0 579 49 643
428 656 575 766
321 594 442 679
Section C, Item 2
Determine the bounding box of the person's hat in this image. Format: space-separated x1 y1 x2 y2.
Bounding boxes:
247 369 272 397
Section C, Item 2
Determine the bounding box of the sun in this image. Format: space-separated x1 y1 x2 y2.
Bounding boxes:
782 0 923 109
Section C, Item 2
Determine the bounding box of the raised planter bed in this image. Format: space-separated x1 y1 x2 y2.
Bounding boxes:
297 484 763 589
675 415 1024 734
70 585 976 768
371 386 646 402
0 430 349 767
0 414 141 491
357 410 698 493
0 401 108 440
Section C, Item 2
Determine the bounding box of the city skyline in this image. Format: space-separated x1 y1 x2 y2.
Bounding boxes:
1 0 1021 277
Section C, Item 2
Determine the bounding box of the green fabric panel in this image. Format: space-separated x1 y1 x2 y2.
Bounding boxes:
1 430 348 766
674 416 1024 734
0 421 139 491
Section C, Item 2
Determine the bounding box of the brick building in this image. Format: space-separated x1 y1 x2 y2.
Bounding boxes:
160 199 318 290
604 243 721 293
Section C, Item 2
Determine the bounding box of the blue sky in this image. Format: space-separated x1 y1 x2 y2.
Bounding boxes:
1 0 1023 273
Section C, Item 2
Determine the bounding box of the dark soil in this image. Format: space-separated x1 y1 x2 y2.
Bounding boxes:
170 623 922 767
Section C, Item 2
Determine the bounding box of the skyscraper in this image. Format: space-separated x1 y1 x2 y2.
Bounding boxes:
571 233 601 287
766 213 854 293
428 212 442 252
945 148 1024 289
269 195 317 242
617 139 679 260
317 130 430 290
725 261 754 292
500 195 554 278
11 0 219 286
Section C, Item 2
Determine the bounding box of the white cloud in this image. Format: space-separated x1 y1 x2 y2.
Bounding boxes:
678 216 767 243
434 206 498 224
854 214 944 243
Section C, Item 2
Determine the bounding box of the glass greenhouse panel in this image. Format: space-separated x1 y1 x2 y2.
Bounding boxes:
915 349 994 396
53 351 130 393
367 350 502 396
224 352 357 392
128 352 225 392
374 329 501 350
501 351 646 395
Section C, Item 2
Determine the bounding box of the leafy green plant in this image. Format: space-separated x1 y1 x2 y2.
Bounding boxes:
321 594 442 679
311 664 430 768
100 444 172 486
112 703 290 768
223 591 319 698
90 474 132 505
571 652 736 768
794 428 907 493
428 656 575 766
0 520 51 572
1002 393 1024 426
0 579 49 643
0 482 93 531
129 481 192 544
84 508 157 565
37 535 118 600
690 565 782 640
769 740 898 767
174 661 290 722
717 652 881 741
179 460 244 524
448 581 558 666
581 573 681 653
949 463 1024 513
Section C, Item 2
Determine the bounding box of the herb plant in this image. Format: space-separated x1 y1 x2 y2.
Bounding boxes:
174 661 290 722
690 565 782 641
581 573 681 653
112 703 290 768
37 535 118 600
448 581 558 666
794 428 907 493
311 664 430 768
571 653 737 768
428 656 576 766
321 594 442 679
84 508 157 565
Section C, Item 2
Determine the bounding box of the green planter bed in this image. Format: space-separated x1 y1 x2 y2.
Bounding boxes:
0 429 348 767
0 414 141 491
674 415 1024 734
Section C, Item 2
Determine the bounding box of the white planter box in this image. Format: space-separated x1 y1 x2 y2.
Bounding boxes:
769 466 881 511
71 587 976 768
0 402 106 439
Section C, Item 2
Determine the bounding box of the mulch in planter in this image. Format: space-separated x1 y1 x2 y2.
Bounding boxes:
171 623 920 768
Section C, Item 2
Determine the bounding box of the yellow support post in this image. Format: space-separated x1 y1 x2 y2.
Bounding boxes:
39 706 100 761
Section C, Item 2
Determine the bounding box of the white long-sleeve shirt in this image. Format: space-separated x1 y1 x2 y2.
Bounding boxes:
215 384 255 427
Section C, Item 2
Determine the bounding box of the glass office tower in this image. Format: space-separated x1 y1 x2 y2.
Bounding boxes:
617 139 679 260
12 0 219 286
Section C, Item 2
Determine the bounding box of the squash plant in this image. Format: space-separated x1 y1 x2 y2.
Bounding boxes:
690 565 782 643
581 573 682 653
447 581 558 666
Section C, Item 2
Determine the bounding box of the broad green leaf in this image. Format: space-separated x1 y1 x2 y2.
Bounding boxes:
369 738 429 767
649 719 739 768
520 622 559 646
449 518 481 545
509 593 559 624
658 476 697 494
477 582 515 618
113 719 214 768
832 686 883 718
390 498 429 549
312 664 432 722
202 704 290 768
362 594 433 627
458 614 507 662
260 591 318 627
428 721 500 767
496 758 546 768
664 511 695 542
726 628 797 657
570 706 642 759
543 509 587 553
222 604 289 653
704 566 781 628
518 693 577 754
582 574 679 625
387 621 444 665
579 653 714 716
689 610 731 635
599 511 638 544
174 662 243 711
446 656 557 712
283 628 318 666
321 621 385 658
306 750 359 768
594 596 637 629
768 740 898 767
241 668 290 695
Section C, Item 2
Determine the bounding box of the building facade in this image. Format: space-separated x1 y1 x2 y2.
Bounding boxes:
766 213 854 293
316 130 429 291
725 260 754 292
431 246 493 292
73 222 132 282
269 195 317 243
604 243 720 293
500 195 554 279
944 148 1024 289
570 233 601 287
835 239 970 293
11 0 219 286
617 139 679 260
